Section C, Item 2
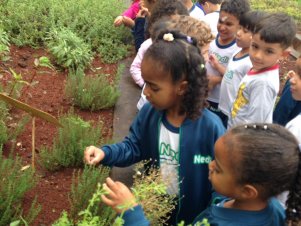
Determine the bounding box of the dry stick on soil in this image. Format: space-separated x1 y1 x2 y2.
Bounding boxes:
0 93 62 169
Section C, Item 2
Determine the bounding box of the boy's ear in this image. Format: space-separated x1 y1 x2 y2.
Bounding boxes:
240 184 258 199
177 80 188 95
281 48 291 59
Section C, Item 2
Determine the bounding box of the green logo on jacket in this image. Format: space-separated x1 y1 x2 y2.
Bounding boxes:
193 155 212 164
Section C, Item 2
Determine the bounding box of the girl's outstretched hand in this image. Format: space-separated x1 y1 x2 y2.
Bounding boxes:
84 145 105 165
101 177 137 214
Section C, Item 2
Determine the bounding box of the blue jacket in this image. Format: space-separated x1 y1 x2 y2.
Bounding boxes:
273 80 301 126
193 198 285 226
101 103 225 224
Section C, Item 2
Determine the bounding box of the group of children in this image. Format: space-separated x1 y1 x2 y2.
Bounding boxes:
84 0 301 225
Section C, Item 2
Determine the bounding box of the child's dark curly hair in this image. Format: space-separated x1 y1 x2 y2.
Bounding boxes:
220 0 250 21
147 0 189 34
227 123 301 226
144 29 208 119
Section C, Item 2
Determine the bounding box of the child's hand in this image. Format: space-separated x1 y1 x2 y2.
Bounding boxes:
101 177 137 214
209 54 219 69
84 145 105 165
114 16 124 27
136 7 149 18
208 76 222 91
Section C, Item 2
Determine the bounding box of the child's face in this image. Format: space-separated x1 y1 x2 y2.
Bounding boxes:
289 58 301 101
249 33 285 72
141 57 185 110
236 26 252 49
217 11 239 43
208 134 242 198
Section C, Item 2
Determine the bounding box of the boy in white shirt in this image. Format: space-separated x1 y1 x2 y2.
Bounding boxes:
218 11 266 127
206 0 250 121
228 13 297 128
199 0 222 36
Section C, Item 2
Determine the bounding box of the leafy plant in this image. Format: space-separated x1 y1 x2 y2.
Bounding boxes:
0 27 10 61
0 148 40 225
53 163 175 226
34 56 55 70
0 0 131 64
65 64 124 111
46 28 93 72
39 113 103 171
69 166 111 220
250 0 301 24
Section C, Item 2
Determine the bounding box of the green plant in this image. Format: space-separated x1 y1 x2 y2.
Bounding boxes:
39 113 103 171
0 102 8 145
0 148 40 225
46 28 93 72
53 163 175 226
0 27 10 61
250 0 301 24
0 0 131 63
65 64 124 111
69 166 110 220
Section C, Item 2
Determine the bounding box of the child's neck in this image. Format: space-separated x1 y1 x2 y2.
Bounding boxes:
218 36 235 46
236 47 249 58
224 198 268 211
166 109 186 127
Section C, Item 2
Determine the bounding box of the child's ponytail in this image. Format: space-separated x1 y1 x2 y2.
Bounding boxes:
286 146 301 226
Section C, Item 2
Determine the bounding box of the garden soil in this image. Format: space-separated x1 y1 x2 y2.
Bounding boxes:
0 45 297 226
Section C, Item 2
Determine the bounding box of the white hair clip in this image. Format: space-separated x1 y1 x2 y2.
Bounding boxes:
200 64 205 69
163 33 174 42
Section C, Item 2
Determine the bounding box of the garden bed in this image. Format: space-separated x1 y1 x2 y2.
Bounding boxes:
1 45 116 225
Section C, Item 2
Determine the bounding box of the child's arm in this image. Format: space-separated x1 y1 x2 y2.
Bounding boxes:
102 177 150 226
209 54 226 75
206 54 226 90
114 16 135 28
130 39 152 87
246 83 277 123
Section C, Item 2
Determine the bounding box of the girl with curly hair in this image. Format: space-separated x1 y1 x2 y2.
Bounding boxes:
84 30 225 225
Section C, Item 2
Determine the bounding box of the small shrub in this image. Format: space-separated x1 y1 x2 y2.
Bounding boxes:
54 162 176 226
0 27 10 61
0 148 40 225
39 114 103 171
69 166 110 220
250 0 301 24
46 28 93 72
0 0 52 47
65 64 124 111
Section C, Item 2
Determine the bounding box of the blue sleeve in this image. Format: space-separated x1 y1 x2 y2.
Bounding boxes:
101 107 146 167
273 81 301 126
133 17 145 52
122 205 150 226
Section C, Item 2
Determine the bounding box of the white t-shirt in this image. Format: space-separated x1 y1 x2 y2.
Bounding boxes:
206 36 240 103
203 11 220 37
159 117 180 195
286 113 301 143
189 4 205 21
228 64 280 128
219 51 252 117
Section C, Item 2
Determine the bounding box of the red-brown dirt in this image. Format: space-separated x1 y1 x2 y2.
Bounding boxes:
1 45 116 226
0 45 297 226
